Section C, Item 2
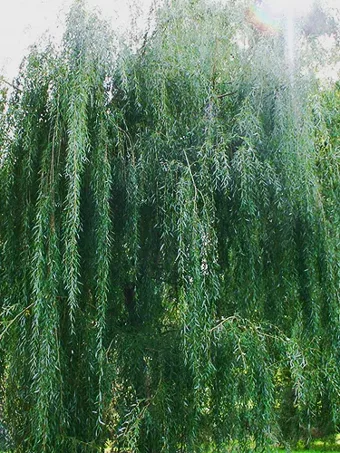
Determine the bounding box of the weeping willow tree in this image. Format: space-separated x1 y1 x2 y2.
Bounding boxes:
0 0 339 451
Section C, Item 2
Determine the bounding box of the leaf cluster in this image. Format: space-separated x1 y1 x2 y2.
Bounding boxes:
0 1 339 451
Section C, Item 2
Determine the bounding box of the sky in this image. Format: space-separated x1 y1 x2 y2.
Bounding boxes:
0 0 339 81
0 0 153 79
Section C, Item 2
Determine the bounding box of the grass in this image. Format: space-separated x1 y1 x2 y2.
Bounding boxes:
1 447 339 452
1 434 339 452
291 433 340 452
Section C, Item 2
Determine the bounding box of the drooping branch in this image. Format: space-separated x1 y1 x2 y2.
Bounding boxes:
0 76 22 92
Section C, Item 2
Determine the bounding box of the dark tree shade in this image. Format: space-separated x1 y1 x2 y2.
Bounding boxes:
0 1 339 451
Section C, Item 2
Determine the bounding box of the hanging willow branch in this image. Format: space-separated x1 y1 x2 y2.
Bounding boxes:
0 1 339 452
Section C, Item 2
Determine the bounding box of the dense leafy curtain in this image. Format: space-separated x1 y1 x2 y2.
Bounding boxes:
0 1 339 451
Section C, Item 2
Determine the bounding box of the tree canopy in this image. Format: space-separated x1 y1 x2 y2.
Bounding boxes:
0 0 339 451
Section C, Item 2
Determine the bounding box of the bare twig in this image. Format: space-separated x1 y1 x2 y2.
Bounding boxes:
210 315 239 332
0 76 22 93
217 90 238 99
0 302 34 340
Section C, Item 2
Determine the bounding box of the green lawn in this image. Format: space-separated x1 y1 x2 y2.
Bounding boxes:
1 449 339 452
1 434 339 453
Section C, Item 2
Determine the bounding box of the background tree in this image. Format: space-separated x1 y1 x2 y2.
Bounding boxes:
0 0 339 451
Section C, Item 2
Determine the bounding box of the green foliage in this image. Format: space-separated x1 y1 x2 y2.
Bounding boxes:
0 0 339 451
